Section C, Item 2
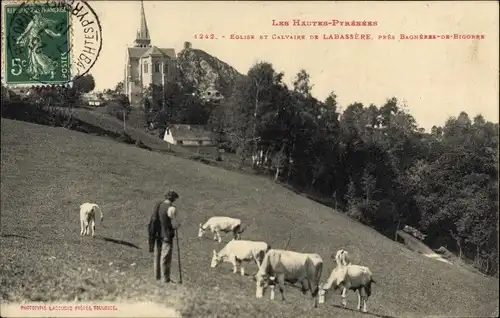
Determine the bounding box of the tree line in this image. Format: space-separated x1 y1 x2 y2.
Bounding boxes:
143 61 498 277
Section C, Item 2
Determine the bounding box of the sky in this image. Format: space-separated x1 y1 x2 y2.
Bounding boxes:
9 1 500 131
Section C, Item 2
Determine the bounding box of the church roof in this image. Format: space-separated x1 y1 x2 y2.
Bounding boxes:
141 46 165 58
127 47 176 59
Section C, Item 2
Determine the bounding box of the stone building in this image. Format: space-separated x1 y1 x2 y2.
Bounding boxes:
123 1 177 107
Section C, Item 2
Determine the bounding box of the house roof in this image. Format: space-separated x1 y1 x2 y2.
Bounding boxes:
127 46 176 59
167 124 214 141
81 93 100 101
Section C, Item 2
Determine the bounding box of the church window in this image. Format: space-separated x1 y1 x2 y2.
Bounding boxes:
154 61 160 73
163 63 168 73
144 61 148 73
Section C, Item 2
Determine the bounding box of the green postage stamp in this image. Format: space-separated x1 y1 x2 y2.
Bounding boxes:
3 1 71 85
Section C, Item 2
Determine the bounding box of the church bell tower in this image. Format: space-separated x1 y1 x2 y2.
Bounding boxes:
134 0 151 48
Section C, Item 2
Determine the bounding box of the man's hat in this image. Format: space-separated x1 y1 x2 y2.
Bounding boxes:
165 190 179 201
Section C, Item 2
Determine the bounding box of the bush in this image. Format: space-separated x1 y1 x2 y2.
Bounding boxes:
117 131 135 144
1 98 75 128
105 94 131 121
106 101 130 121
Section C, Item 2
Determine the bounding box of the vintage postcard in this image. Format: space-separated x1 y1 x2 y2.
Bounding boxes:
1 1 498 317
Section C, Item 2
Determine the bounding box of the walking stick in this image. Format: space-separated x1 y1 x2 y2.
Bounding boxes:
175 230 183 284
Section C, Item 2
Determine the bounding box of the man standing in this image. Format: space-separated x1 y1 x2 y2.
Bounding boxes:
148 190 180 283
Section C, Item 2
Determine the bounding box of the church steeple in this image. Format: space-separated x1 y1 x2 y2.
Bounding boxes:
134 0 151 47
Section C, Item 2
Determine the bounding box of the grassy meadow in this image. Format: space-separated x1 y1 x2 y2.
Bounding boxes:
1 118 498 318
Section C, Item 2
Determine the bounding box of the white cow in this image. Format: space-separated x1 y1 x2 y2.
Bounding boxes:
254 249 323 308
198 216 245 243
79 202 103 237
319 264 376 313
211 239 271 276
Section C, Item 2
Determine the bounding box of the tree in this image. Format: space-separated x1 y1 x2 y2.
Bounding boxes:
361 165 376 204
379 97 398 127
156 58 499 277
113 81 124 95
73 74 95 94
412 112 498 271
292 69 313 98
365 104 380 128
221 77 255 167
220 62 285 168
106 94 131 129
142 84 167 131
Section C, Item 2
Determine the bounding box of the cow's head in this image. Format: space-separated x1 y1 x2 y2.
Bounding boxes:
211 250 222 268
255 273 275 298
334 249 349 266
238 223 249 234
198 223 205 238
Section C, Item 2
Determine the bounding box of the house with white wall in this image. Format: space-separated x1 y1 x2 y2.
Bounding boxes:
163 124 215 146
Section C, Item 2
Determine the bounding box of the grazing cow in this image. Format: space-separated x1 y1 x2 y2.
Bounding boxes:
211 239 271 276
254 249 323 308
334 249 351 266
329 248 352 306
318 264 376 313
198 216 246 243
79 202 103 237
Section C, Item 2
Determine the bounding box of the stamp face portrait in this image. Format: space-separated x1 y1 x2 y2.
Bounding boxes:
5 2 71 85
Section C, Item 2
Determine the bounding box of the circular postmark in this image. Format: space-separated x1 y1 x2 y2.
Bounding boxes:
5 0 102 86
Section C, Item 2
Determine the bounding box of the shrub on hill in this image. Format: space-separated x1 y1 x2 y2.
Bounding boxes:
117 131 135 145
105 94 132 122
1 94 76 129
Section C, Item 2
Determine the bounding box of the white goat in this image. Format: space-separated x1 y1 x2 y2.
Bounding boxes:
255 249 324 308
198 216 245 243
319 263 376 313
211 239 270 276
79 202 103 237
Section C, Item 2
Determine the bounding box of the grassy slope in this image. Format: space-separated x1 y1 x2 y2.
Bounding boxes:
72 107 246 170
68 107 186 154
1 118 498 318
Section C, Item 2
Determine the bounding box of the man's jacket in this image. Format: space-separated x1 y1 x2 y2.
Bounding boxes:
148 200 175 252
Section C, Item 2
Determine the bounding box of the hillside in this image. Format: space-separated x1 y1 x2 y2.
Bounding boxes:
71 107 249 171
1 118 498 317
177 45 244 100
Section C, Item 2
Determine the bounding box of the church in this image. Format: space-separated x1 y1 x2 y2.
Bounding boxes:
124 1 177 107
